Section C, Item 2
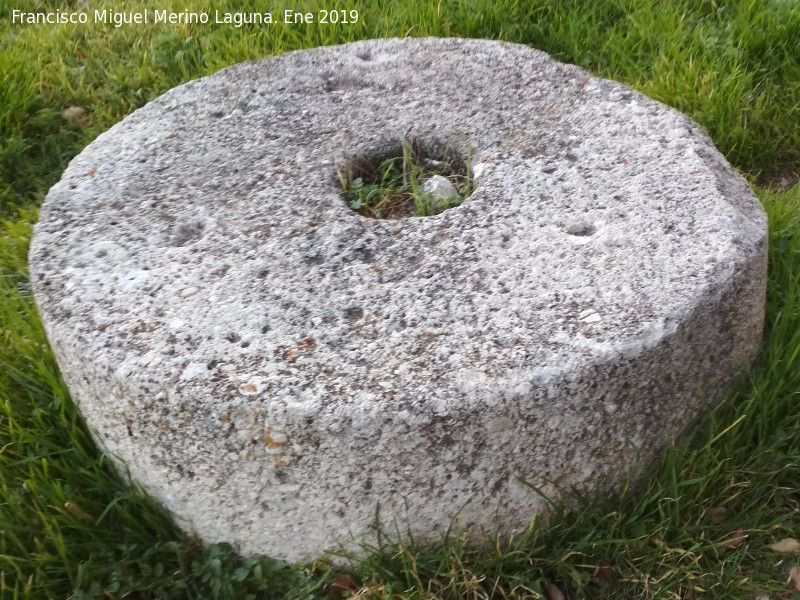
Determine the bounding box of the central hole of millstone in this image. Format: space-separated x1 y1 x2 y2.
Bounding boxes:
338 137 476 219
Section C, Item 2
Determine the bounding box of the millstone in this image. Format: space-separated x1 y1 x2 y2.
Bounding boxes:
29 38 767 563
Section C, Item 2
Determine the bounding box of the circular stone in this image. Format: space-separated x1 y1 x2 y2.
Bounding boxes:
29 38 767 563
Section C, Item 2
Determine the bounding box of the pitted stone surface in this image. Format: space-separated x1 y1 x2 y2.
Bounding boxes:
29 38 767 563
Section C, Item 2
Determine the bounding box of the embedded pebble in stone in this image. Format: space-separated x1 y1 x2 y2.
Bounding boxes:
238 383 258 395
266 431 289 446
578 309 602 323
117 270 150 293
566 220 595 236
541 163 558 174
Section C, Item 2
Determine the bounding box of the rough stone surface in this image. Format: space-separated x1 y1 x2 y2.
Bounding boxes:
29 38 767 563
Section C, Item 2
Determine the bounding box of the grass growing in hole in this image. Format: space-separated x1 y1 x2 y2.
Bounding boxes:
339 138 474 219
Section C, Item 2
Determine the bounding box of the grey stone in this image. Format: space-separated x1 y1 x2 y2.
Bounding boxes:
421 175 461 213
29 38 767 563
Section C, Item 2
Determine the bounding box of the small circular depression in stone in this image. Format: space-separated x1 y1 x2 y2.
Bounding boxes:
339 137 476 219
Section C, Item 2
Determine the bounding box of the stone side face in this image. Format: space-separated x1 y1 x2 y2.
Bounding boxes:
29 38 767 563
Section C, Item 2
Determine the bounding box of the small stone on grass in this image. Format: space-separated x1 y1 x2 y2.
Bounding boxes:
62 106 89 125
422 175 461 212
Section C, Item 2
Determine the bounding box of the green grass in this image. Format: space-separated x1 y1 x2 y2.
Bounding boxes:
1 0 800 597
339 137 474 219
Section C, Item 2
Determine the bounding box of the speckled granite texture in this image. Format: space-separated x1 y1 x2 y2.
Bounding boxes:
29 38 767 563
